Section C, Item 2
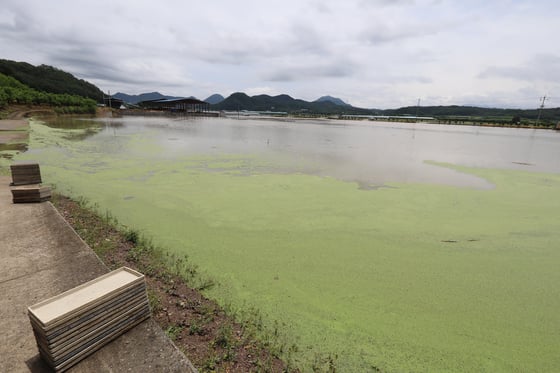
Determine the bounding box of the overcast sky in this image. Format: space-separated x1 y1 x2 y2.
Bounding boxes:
1 0 558 109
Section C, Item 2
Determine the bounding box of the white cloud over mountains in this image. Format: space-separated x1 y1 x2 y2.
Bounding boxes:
1 0 559 108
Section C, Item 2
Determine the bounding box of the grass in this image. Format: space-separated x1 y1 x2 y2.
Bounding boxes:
164 324 184 341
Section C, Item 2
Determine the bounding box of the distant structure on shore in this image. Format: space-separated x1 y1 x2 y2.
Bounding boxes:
138 97 210 113
102 96 125 109
341 114 435 122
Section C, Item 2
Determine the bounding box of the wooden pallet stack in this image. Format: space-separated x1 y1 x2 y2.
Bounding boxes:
28 267 151 372
9 162 51 203
10 162 42 185
11 185 52 203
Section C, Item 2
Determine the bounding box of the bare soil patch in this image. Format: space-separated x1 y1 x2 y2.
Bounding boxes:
0 119 28 131
0 118 29 145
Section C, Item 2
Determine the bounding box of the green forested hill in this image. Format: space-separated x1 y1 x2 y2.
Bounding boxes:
0 72 97 114
213 93 560 125
212 92 372 114
386 105 560 122
0 59 104 102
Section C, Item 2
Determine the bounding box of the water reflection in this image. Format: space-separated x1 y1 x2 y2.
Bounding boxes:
41 115 102 130
34 116 560 189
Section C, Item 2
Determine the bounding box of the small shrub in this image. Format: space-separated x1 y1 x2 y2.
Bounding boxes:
147 289 161 313
188 320 205 336
164 324 184 341
124 228 139 244
213 324 234 348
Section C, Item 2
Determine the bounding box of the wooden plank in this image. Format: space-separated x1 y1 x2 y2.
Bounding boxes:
46 303 150 358
10 162 42 185
48 311 149 372
28 281 146 333
30 285 147 341
28 267 144 328
28 268 152 371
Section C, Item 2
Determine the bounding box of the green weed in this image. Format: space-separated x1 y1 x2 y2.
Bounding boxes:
147 289 161 313
164 324 184 341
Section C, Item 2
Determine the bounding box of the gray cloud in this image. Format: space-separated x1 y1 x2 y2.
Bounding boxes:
361 20 450 45
263 59 358 82
1 0 558 108
479 54 560 82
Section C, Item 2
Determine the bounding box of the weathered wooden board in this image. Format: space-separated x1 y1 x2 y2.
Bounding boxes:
11 184 51 203
30 290 148 347
28 267 144 328
10 162 42 185
28 267 151 372
39 307 150 371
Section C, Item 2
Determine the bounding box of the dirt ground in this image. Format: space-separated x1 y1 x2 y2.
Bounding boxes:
0 119 28 144
0 106 50 144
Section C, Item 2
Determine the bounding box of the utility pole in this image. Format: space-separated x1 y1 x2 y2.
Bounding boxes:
535 95 547 127
415 98 421 122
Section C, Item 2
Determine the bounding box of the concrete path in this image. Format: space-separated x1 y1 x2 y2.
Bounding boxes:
0 176 197 372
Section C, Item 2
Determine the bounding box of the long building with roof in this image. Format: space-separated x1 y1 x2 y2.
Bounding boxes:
139 97 210 113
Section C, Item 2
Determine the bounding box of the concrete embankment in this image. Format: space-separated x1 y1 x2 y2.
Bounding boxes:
0 175 197 372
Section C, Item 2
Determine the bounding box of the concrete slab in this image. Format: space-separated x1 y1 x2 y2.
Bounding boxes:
0 176 197 372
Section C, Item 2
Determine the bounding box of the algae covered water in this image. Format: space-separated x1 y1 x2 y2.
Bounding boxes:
17 116 560 372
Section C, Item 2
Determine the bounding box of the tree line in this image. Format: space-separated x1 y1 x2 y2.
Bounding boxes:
0 73 97 114
0 59 104 102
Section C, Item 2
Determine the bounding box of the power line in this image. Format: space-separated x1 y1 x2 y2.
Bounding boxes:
535 95 547 127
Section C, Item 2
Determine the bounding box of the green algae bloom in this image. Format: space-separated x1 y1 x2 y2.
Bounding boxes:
17 118 560 372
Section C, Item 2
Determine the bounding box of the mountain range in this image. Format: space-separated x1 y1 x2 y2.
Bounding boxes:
113 92 226 105
1 59 558 123
112 92 184 104
112 91 360 114
210 92 370 114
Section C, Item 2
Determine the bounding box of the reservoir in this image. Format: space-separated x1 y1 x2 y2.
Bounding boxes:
17 116 560 372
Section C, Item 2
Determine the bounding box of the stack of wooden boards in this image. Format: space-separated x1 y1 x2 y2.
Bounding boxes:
10 162 42 185
9 162 51 203
28 267 151 372
11 184 52 203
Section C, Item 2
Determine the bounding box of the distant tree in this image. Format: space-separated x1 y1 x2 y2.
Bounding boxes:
511 115 521 125
0 72 96 113
0 59 104 102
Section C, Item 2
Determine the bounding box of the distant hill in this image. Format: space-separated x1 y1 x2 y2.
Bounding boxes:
212 92 371 114
113 92 185 104
204 94 225 104
0 59 104 102
0 72 96 113
315 95 350 106
386 105 560 122
210 92 560 123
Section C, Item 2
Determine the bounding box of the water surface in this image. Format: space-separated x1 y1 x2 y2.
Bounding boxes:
17 116 560 372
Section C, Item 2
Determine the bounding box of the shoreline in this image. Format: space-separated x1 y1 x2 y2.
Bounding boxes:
0 113 295 371
51 193 293 372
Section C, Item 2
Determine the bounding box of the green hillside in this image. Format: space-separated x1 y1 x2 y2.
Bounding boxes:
212 92 372 115
0 72 97 114
387 105 560 124
213 93 560 125
0 59 104 102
